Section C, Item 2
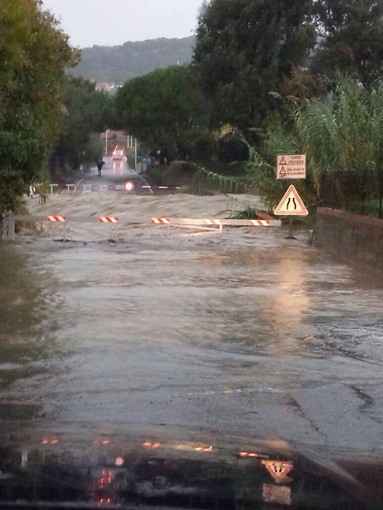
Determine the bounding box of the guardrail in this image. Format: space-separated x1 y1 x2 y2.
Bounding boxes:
46 184 180 194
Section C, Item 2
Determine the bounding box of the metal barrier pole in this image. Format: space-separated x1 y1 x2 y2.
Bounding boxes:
2 215 15 241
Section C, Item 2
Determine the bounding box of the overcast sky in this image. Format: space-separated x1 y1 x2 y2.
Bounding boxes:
41 0 204 48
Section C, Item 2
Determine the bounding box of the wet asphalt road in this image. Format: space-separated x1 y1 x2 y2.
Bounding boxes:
84 156 150 190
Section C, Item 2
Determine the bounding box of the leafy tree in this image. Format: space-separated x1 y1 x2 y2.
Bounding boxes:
0 0 77 216
192 0 316 130
311 0 383 85
114 65 209 161
49 76 111 173
192 0 383 201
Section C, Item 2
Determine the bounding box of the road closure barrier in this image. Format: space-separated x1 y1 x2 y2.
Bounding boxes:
2 214 281 241
2 215 120 241
151 217 281 234
151 218 280 226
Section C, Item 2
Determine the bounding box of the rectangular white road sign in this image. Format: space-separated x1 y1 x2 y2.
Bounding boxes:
277 154 306 179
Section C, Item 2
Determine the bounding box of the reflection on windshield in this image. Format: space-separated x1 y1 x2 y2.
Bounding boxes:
0 433 380 509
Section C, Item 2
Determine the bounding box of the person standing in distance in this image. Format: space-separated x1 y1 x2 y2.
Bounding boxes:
97 158 105 176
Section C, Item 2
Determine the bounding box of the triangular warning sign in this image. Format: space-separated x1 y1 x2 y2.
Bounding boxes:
278 156 287 165
274 185 308 216
278 166 287 178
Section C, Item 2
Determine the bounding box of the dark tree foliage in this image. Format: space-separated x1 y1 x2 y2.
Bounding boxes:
192 0 316 130
114 66 209 161
311 0 383 85
0 0 77 215
49 76 111 172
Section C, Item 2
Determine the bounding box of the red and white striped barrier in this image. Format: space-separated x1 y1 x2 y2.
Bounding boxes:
42 216 276 226
150 217 281 235
249 219 273 226
3 214 281 241
98 216 119 223
203 219 224 225
46 215 66 222
151 218 281 227
151 217 170 224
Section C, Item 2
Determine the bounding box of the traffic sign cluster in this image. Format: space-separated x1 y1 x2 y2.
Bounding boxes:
274 154 308 217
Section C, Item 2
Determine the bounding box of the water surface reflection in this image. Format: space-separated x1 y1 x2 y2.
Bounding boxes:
0 244 61 418
1 235 382 455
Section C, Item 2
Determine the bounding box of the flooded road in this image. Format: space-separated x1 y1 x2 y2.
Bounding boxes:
1 193 383 469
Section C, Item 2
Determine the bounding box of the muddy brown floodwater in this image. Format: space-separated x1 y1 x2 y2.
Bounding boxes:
1 192 383 474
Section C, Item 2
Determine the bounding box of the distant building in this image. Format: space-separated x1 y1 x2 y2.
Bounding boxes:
95 82 118 94
100 130 126 140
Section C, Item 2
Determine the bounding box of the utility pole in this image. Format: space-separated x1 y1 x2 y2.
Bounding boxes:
105 129 110 156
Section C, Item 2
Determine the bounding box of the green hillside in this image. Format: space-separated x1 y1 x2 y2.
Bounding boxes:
67 36 195 85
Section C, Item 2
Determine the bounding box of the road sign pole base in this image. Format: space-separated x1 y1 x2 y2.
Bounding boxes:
284 217 296 240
